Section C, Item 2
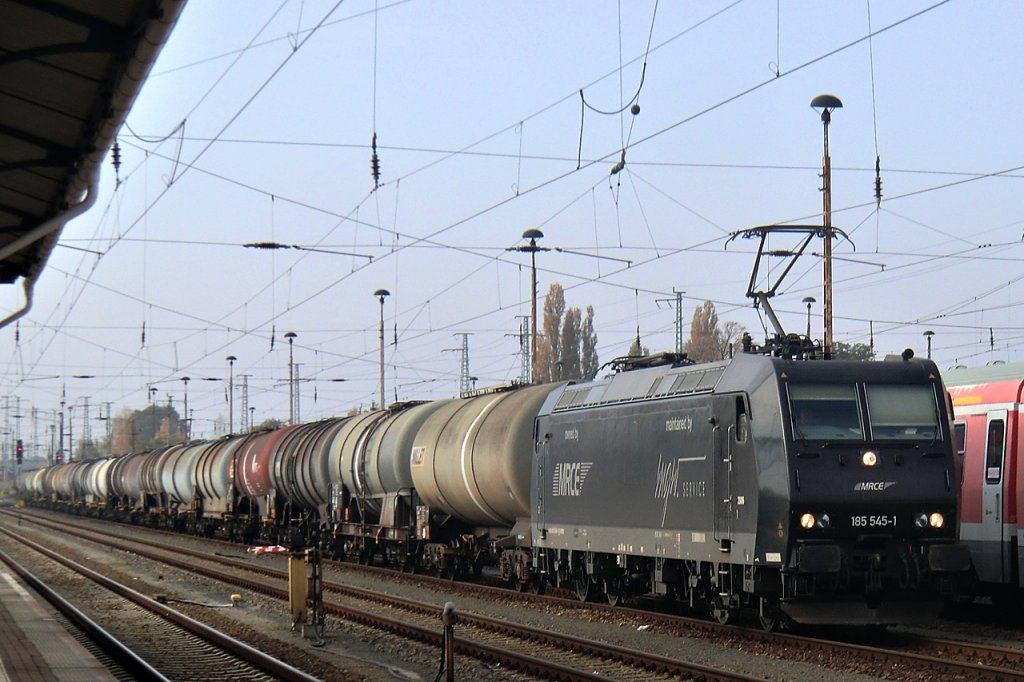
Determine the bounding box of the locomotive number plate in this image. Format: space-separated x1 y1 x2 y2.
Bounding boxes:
850 514 897 528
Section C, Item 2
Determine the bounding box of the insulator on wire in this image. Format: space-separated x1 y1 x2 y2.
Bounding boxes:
370 132 381 189
874 155 882 204
112 140 122 187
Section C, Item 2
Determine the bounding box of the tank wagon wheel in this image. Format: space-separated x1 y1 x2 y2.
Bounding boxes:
573 573 595 603
605 577 627 607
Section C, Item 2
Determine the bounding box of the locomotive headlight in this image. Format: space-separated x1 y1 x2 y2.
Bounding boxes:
861 450 878 468
929 512 945 529
800 513 816 529
915 513 929 528
816 513 831 529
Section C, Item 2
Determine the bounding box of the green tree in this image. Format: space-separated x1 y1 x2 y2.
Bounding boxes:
627 333 650 357
255 418 285 431
111 403 184 454
559 308 581 381
685 301 722 362
533 283 565 383
580 306 599 381
684 300 746 362
533 283 599 382
832 341 875 361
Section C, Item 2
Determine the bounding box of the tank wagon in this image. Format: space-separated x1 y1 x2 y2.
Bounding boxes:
943 361 1024 596
19 351 970 627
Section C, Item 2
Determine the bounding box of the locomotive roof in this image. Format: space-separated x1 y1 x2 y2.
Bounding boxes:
547 353 943 414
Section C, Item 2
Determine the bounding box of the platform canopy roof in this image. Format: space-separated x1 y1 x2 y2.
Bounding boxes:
0 0 185 322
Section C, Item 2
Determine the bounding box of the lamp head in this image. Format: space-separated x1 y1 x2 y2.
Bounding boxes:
810 94 843 124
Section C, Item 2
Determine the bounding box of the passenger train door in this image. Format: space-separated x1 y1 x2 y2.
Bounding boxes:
980 410 1009 583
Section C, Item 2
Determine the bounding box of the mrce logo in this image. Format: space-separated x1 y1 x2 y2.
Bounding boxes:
854 481 897 492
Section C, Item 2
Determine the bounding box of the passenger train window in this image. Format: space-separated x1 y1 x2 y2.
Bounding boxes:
864 384 941 440
985 419 1004 483
952 422 966 455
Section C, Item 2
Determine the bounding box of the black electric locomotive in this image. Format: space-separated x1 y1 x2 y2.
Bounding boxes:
516 351 970 627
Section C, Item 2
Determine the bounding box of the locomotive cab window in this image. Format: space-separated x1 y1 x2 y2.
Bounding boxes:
788 384 863 440
735 396 749 443
865 384 941 441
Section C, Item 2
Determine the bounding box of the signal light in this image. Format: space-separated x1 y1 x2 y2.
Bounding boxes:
55 452 63 464
15 439 23 465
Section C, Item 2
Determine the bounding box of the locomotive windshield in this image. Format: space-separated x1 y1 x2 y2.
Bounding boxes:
789 384 864 440
865 384 941 440
788 382 942 441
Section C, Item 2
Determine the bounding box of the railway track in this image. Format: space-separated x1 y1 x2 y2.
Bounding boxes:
9 508 1024 681
0 523 316 681
3 509 763 681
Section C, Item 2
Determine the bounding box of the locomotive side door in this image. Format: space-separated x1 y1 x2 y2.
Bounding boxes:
535 420 549 537
712 394 736 552
979 410 1009 583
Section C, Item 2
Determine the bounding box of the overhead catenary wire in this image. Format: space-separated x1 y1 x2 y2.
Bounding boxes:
13 0 1021 422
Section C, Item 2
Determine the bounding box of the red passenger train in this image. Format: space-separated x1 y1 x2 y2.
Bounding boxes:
945 362 1024 595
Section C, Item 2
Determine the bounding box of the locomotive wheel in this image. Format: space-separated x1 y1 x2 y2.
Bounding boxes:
529 576 547 595
511 576 527 593
758 599 784 632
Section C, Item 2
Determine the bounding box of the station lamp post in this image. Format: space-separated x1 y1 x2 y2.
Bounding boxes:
802 296 816 339
181 377 190 440
506 229 548 381
374 289 390 409
226 355 237 434
811 94 842 359
285 332 297 424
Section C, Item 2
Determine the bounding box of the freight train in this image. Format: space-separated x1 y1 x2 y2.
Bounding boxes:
17 348 971 629
944 361 1024 598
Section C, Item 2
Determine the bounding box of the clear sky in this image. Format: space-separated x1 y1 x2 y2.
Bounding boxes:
3 0 1022 446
